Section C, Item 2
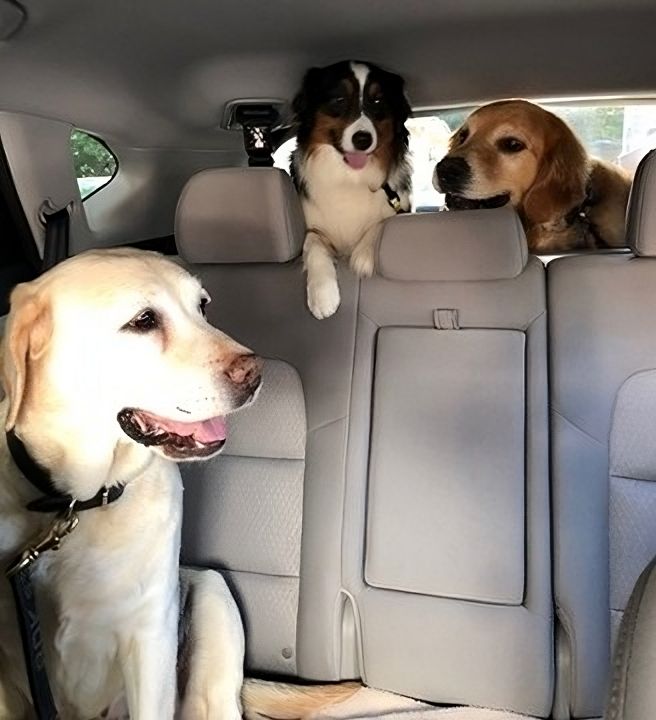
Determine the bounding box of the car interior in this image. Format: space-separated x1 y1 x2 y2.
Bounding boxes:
3 1 656 718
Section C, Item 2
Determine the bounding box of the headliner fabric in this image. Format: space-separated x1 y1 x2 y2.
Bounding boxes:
627 150 656 257
3 1 656 150
376 207 528 282
175 167 305 264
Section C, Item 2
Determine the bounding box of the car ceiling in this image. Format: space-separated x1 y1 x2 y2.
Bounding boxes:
1 0 655 150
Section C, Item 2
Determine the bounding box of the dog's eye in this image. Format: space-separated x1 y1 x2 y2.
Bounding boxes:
329 96 346 107
497 137 526 153
372 96 383 106
199 297 209 317
125 309 159 332
456 128 469 145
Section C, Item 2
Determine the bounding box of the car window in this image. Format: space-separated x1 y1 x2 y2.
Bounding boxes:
70 129 118 200
274 99 656 212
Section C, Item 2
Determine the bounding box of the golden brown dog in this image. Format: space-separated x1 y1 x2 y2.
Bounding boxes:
433 99 632 254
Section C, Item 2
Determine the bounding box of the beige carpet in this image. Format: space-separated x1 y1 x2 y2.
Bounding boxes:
314 687 536 720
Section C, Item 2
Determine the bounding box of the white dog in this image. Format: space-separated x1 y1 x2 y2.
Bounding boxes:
0 248 261 719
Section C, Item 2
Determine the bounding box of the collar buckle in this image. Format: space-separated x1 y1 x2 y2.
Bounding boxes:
382 182 404 214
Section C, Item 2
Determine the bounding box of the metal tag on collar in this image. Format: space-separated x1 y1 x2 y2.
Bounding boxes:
6 503 79 578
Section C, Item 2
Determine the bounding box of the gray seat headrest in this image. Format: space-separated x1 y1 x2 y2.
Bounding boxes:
377 206 528 282
627 149 656 258
175 167 306 264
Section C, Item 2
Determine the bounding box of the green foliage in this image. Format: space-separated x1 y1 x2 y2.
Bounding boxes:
435 108 473 132
70 130 117 179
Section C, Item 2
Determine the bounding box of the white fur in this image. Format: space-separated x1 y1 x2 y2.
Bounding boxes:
342 63 377 154
341 114 377 154
0 249 250 719
350 62 369 102
300 145 401 319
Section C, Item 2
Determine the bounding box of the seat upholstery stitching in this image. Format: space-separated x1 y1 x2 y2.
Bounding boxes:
551 408 605 447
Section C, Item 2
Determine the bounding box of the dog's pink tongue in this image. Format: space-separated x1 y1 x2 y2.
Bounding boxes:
193 417 227 443
163 416 227 443
344 152 368 170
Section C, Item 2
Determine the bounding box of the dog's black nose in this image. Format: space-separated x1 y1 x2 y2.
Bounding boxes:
352 131 373 152
435 156 471 194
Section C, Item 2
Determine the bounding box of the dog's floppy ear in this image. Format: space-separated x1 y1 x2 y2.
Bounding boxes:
521 116 589 226
292 67 322 124
2 284 52 431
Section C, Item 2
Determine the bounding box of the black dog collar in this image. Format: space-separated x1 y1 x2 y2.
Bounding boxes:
563 182 608 249
6 430 125 513
382 183 405 213
564 181 596 227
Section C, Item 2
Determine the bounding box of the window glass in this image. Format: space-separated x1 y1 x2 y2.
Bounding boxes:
418 100 656 210
274 100 656 212
70 130 117 200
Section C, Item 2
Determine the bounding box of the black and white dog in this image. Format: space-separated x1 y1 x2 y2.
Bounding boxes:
291 61 412 319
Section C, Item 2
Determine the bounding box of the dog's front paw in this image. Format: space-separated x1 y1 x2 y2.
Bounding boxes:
350 244 375 278
307 278 341 319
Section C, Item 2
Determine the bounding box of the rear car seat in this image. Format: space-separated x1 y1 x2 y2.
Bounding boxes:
174 167 361 679
175 169 552 715
342 208 553 717
549 149 656 719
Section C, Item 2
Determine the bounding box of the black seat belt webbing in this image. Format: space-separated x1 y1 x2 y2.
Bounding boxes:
42 207 69 272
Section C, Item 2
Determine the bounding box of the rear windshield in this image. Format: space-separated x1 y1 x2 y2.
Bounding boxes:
410 99 656 212
274 98 656 213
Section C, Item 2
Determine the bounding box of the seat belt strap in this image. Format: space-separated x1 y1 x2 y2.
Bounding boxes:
42 207 69 272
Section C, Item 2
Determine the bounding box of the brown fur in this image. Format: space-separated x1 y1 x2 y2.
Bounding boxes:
306 111 394 179
307 112 350 159
242 679 361 720
444 100 632 253
586 159 632 247
1 284 52 430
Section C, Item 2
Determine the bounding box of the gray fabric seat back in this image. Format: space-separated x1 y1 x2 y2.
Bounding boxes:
175 167 360 679
342 208 553 716
549 150 656 718
605 554 656 720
